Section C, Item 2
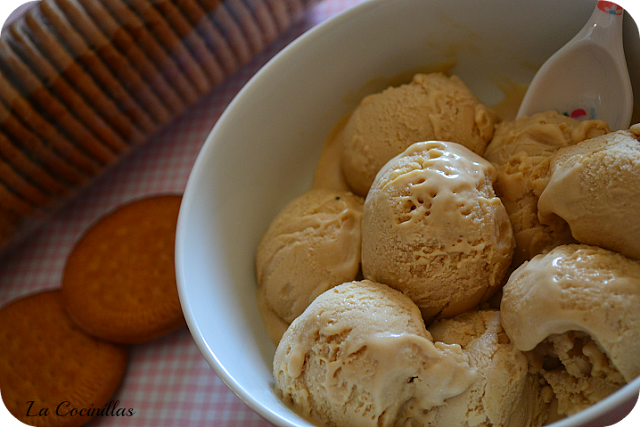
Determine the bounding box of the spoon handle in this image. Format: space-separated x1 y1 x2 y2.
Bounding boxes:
516 0 633 129
586 2 625 47
597 1 624 16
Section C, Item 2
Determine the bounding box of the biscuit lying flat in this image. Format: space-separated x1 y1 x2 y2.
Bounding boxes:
0 290 128 427
62 195 185 344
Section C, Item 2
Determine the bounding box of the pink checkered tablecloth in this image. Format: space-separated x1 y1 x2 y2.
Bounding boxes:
0 1 364 426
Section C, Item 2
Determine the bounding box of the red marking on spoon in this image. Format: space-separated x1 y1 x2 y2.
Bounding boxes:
570 108 587 119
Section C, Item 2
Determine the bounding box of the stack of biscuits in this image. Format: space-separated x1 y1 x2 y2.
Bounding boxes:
0 0 314 250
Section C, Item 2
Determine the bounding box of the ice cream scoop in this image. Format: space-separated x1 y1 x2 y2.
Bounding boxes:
362 141 514 321
273 280 476 427
517 1 632 131
256 188 364 343
340 73 497 196
429 310 551 427
501 244 640 383
538 126 640 260
483 111 610 266
501 244 640 416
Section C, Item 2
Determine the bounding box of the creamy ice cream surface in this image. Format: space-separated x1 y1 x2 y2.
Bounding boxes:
538 127 640 260
273 280 477 427
340 72 497 196
501 244 640 415
428 310 551 427
526 331 627 417
362 140 514 320
257 61 639 425
256 188 363 343
483 111 610 267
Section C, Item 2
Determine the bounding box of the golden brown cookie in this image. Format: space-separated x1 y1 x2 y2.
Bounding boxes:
0 205 22 247
27 3 159 135
0 128 68 197
265 0 292 31
0 73 86 189
62 195 185 344
70 0 187 116
284 0 305 23
0 179 36 216
126 0 213 96
150 0 226 86
225 0 265 55
41 0 172 129
203 0 253 65
98 0 201 107
9 16 145 147
2 26 128 159
175 0 239 75
0 155 52 207
243 0 279 45
0 38 106 174
0 290 128 427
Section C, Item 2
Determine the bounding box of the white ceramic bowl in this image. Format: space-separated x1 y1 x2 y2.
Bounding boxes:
176 0 640 426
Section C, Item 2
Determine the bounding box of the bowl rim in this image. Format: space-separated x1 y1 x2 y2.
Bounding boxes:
176 2 382 425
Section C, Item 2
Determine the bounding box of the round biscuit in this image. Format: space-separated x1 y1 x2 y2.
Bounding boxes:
0 128 69 196
0 28 130 159
0 290 128 427
62 195 186 344
70 0 187 116
174 0 239 75
97 0 201 106
9 18 146 146
150 0 226 85
26 5 158 136
0 38 107 173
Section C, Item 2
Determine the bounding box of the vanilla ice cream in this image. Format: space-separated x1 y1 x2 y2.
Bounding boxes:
483 111 610 267
273 280 477 427
341 72 497 196
362 141 514 321
538 126 640 260
501 244 640 415
256 188 363 343
429 310 551 427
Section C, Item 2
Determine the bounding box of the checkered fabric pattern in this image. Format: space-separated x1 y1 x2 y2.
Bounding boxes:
0 1 364 426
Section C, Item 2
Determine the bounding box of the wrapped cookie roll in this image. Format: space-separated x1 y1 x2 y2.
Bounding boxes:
0 0 316 252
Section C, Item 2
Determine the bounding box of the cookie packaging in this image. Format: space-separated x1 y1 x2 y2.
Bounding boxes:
0 0 315 252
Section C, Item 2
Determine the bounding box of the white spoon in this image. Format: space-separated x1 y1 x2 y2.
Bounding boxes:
517 1 633 130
